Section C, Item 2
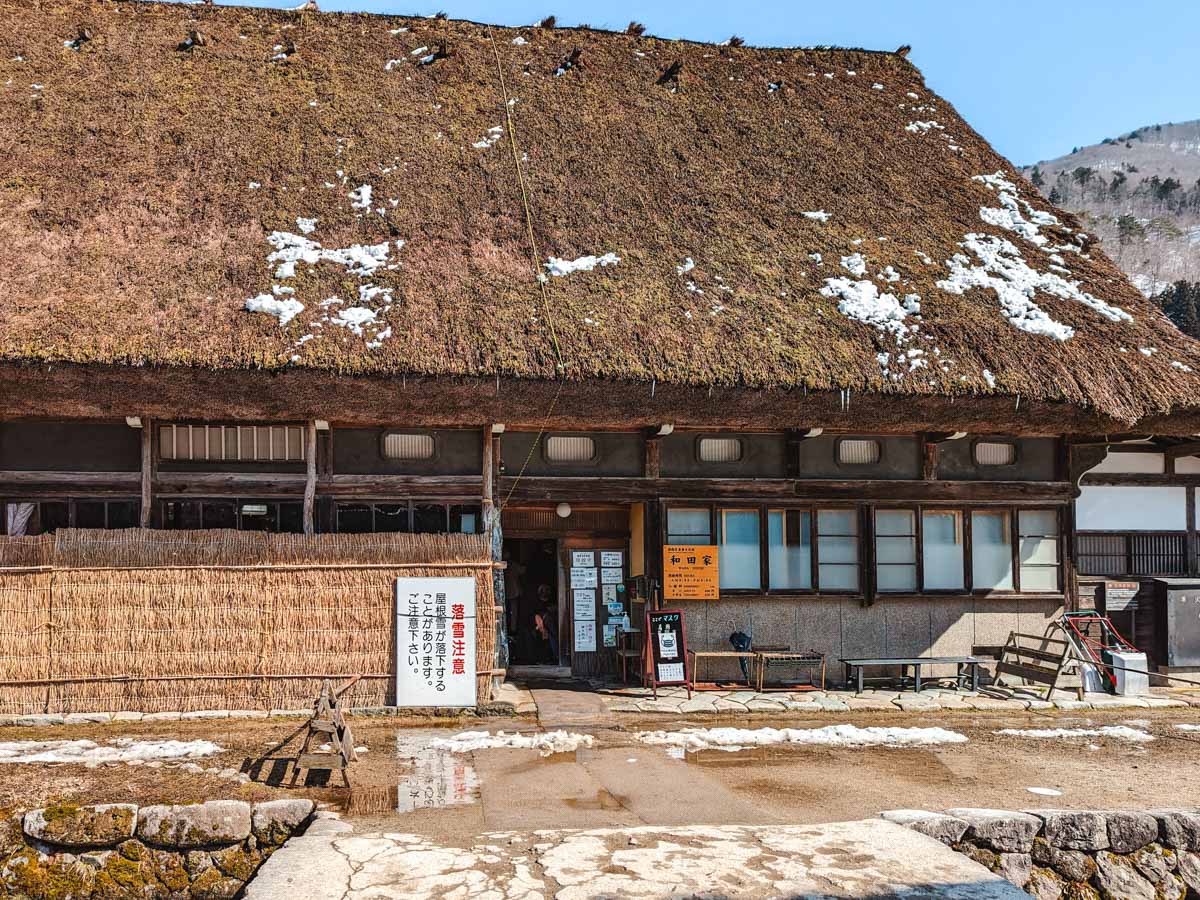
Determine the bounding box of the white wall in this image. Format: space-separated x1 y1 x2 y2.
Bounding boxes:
1177 456 1200 474
1089 452 1165 474
1077 485 1188 530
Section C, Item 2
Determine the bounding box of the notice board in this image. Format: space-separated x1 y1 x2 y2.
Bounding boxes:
395 577 477 707
663 545 719 600
647 609 689 685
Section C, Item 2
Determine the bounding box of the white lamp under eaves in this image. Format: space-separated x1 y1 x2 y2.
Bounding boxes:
556 502 572 519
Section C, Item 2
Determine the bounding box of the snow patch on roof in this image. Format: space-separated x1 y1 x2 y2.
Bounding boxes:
348 184 373 210
245 294 304 326
905 121 944 134
544 253 621 277
840 253 867 277
802 210 831 222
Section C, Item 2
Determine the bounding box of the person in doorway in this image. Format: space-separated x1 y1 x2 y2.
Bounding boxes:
503 548 525 639
533 584 558 664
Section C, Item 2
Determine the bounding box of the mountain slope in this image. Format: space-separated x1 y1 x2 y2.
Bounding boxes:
1020 121 1200 301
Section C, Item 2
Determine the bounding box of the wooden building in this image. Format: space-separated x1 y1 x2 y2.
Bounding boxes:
2 1 1200 689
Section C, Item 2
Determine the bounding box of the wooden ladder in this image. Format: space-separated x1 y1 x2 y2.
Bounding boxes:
994 632 1083 701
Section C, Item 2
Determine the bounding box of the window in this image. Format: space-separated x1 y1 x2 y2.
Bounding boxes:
837 439 881 465
717 508 761 589
698 437 744 463
382 432 435 461
666 508 712 545
1 499 139 535
818 509 859 591
334 501 480 535
544 435 596 463
975 441 1016 466
972 510 1014 590
1019 509 1059 592
922 510 965 590
875 510 917 592
160 424 305 462
768 509 812 590
160 500 303 533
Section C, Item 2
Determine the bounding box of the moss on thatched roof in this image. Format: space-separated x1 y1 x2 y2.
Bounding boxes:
0 0 1197 426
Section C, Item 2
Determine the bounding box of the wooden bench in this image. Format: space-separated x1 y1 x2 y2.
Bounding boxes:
840 656 982 695
687 650 758 691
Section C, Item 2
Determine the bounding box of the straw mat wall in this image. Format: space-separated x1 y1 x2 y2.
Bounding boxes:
0 529 496 714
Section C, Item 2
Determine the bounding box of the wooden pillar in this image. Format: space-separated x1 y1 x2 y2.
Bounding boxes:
483 427 507 693
644 430 661 479
303 420 317 536
139 418 154 529
1188 485 1198 578
921 435 939 481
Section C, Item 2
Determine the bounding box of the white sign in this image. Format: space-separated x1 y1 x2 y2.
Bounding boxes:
601 584 618 603
658 629 679 660
573 589 596 622
600 550 624 568
570 567 598 589
571 550 596 568
658 662 684 682
395 577 477 708
601 567 624 585
574 620 597 652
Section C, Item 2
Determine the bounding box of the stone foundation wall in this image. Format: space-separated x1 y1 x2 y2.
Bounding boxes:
883 807 1200 898
1 799 314 898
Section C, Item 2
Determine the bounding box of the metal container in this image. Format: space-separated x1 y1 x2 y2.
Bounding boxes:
1153 579 1200 667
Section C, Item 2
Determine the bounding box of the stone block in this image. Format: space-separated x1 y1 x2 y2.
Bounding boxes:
1026 866 1065 900
137 801 251 849
23 803 137 849
880 809 968 845
1106 811 1159 854
1177 850 1200 892
1131 843 1173 884
996 852 1032 888
189 865 245 899
1031 837 1096 883
63 712 113 725
1152 810 1200 851
1029 810 1109 851
250 800 315 847
112 712 144 723
946 808 1042 852
1093 850 1156 900
15 715 64 727
142 712 182 722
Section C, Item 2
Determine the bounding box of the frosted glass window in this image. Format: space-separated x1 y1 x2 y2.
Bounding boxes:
972 511 1014 590
667 508 711 545
382 432 435 460
544 435 595 462
838 439 881 465
768 509 812 590
718 509 761 590
974 442 1016 466
1019 509 1059 593
922 510 965 590
818 509 859 591
698 437 744 463
875 510 917 592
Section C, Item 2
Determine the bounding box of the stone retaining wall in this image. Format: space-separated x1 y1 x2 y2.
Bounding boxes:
1 799 314 898
883 807 1200 898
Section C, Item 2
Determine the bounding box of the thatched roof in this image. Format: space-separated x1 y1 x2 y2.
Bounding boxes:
1 0 1198 429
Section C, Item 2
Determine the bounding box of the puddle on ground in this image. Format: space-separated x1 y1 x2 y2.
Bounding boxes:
563 788 627 811
341 731 480 815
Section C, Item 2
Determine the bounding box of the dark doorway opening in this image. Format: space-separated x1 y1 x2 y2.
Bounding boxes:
503 538 560 666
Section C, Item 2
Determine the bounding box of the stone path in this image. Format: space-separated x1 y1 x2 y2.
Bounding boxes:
598 685 1200 716
245 814 1025 899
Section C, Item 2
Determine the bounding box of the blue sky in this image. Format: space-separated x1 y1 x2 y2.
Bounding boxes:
211 0 1197 165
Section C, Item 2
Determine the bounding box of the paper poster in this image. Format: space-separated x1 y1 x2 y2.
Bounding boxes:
395 577 477 708
571 550 596 568
606 601 625 616
600 567 624 585
601 584 618 603
573 589 596 622
570 567 598 589
602 624 618 647
574 620 596 652
658 662 684 682
657 628 680 660
600 550 624 568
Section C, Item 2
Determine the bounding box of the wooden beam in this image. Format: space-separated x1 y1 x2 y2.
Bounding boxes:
1167 441 1200 460
1188 485 1198 578
303 420 317 536
482 427 495 510
921 435 938 482
140 418 153 527
644 430 662 479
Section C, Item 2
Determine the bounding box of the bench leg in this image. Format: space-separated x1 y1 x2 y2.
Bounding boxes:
856 666 864 695
971 664 979 692
914 665 922 693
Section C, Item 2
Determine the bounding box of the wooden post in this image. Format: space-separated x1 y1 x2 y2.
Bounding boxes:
139 418 153 529
303 420 317 536
1188 485 1198 578
484 427 506 696
921 435 938 481
644 430 661 479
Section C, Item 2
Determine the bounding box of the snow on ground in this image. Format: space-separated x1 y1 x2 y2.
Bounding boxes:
1132 274 1171 298
430 730 596 756
635 725 968 753
995 726 1153 743
544 253 620 277
0 738 222 765
1026 787 1063 797
1174 724 1200 732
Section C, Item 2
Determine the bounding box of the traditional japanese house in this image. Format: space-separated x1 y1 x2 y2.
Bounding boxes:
2 0 1200 696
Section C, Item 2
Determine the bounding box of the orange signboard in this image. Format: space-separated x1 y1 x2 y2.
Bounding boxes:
663 545 719 601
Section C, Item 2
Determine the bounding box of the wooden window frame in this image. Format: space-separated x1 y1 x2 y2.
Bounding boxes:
541 433 599 466
332 499 483 535
379 431 438 462
695 435 745 465
972 438 1019 469
159 423 306 463
834 437 883 467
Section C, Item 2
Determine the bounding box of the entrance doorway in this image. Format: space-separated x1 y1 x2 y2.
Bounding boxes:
503 538 561 666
